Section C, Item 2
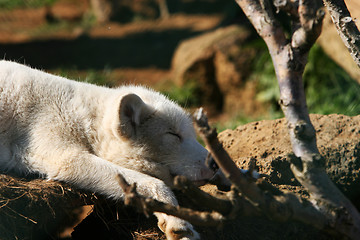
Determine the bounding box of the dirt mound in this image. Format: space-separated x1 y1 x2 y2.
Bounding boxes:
195 113 360 239
217 114 360 202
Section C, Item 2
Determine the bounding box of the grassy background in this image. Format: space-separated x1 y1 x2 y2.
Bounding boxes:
0 0 56 9
251 42 360 116
206 41 360 131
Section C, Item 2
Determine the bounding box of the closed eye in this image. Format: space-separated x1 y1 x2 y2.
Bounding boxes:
167 132 182 141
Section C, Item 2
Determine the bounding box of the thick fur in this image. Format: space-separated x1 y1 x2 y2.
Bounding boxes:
0 60 215 240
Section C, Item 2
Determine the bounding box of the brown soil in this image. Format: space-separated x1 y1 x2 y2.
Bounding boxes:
218 114 360 198
185 114 358 240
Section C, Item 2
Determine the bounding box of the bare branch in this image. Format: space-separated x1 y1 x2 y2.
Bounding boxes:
193 109 330 228
292 0 325 51
235 0 287 56
157 0 170 19
323 0 360 68
116 174 226 227
193 108 248 190
173 176 232 215
174 176 261 218
273 0 299 17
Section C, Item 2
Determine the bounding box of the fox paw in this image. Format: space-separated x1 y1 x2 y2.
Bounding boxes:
158 215 200 240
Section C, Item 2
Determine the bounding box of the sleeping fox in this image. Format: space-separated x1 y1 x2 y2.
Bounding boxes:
0 60 220 240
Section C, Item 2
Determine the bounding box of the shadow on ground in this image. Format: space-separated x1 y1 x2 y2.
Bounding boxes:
0 28 204 70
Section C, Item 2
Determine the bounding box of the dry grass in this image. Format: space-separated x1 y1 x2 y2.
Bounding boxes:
0 174 95 239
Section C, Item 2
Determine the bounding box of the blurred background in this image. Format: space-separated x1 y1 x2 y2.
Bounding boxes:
0 0 359 130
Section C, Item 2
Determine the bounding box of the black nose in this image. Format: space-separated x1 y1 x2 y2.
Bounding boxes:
206 154 219 171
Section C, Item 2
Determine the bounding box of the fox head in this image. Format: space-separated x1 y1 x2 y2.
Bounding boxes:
110 86 216 185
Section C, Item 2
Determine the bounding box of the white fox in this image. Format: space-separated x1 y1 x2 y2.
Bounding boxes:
0 60 218 240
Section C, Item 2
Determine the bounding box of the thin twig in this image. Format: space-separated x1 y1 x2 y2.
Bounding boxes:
4 206 38 224
173 176 233 215
323 0 360 68
193 108 329 228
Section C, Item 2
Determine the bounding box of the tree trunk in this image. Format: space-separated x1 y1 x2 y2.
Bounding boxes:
90 0 113 23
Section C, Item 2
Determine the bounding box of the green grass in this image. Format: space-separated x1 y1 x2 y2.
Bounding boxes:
157 41 359 131
0 0 56 9
27 8 96 37
28 20 71 37
250 41 283 120
304 45 360 115
81 70 114 87
159 80 201 108
250 41 360 118
53 67 115 88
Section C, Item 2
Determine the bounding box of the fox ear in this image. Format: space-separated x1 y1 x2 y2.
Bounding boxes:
118 93 152 139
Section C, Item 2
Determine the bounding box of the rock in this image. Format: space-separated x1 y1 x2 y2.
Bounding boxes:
171 25 255 114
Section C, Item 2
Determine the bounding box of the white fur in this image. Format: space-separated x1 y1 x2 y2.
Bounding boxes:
0 60 215 240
